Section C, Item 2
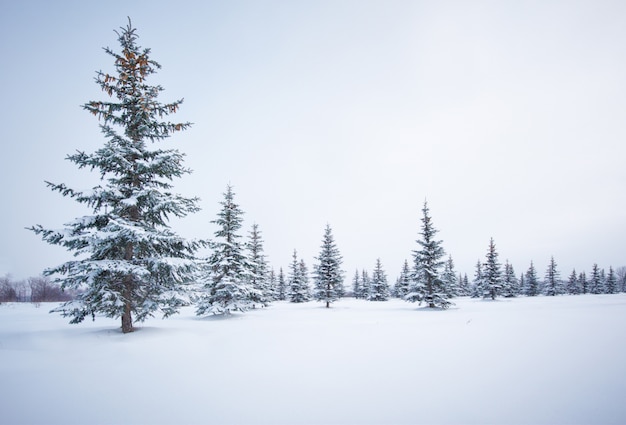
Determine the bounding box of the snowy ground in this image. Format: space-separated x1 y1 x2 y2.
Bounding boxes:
1 295 625 425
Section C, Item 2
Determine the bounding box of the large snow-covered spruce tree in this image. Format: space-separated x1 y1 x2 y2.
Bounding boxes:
195 185 257 315
405 201 451 309
29 20 203 333
313 224 344 308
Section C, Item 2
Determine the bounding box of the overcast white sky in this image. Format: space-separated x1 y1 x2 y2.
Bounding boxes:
1 0 625 282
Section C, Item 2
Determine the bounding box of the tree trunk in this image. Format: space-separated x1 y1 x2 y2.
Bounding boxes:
121 274 134 333
326 301 330 308
121 240 134 333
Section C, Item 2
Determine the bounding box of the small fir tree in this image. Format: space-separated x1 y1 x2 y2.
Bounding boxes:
394 260 411 299
471 260 484 298
566 269 580 295
288 250 311 302
267 268 277 301
313 224 344 308
579 271 588 294
276 267 287 301
590 264 603 294
482 238 502 300
246 223 272 306
458 273 471 296
543 256 562 296
502 260 519 297
617 267 626 293
352 270 362 299
524 261 540 296
368 258 390 301
441 256 458 298
29 20 203 333
605 266 617 294
405 201 451 308
195 185 257 315
361 270 371 300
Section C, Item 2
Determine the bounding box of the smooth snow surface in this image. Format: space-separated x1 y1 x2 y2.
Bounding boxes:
1 295 625 425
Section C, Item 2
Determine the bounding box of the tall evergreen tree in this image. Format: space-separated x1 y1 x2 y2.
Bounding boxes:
502 260 519 297
196 185 257 315
246 223 271 306
288 250 310 302
543 256 562 296
523 261 540 296
395 260 411 299
566 269 580 295
29 20 203 333
482 238 502 300
406 201 451 308
368 258 390 301
313 225 344 308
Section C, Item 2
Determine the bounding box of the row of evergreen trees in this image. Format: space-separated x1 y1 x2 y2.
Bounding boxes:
30 21 623 333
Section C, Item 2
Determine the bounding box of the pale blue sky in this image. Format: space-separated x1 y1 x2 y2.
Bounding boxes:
1 0 625 281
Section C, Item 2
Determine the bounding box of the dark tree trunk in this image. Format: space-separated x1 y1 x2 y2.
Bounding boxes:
121 274 134 333
121 240 134 333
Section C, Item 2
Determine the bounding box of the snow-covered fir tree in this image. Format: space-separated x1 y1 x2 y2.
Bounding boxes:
471 260 484 298
482 238 502 300
543 256 562 296
288 250 311 302
360 270 371 300
578 270 587 294
405 201 451 309
313 225 344 308
394 260 411 299
29 20 203 333
590 263 604 294
368 258 390 301
441 256 458 298
352 270 362 299
566 269 580 295
605 266 617 294
458 273 471 296
267 268 277 301
276 267 287 301
617 267 626 293
195 185 257 315
502 260 519 297
524 261 540 296
246 223 272 306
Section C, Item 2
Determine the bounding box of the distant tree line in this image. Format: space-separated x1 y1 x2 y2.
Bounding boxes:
0 275 76 304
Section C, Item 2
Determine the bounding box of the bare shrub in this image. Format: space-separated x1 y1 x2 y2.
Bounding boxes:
0 275 18 303
29 276 73 303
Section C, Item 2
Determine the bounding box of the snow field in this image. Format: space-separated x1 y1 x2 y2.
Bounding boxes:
1 295 625 424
